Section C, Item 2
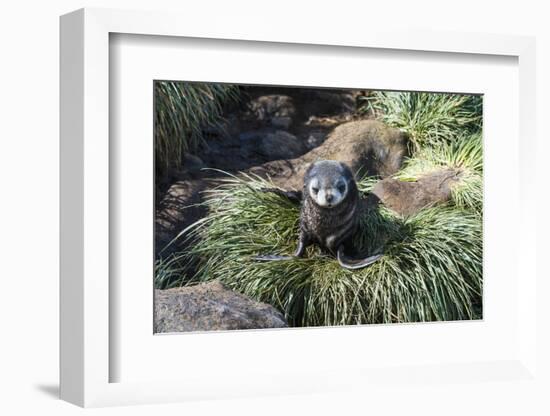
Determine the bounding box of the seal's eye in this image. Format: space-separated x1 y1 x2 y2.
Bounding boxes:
312 187 319 194
337 183 346 194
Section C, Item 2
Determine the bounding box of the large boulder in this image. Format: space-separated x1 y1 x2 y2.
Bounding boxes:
300 90 357 116
246 95 296 130
154 281 288 333
259 130 305 160
249 119 409 189
314 120 408 177
239 129 306 160
371 169 460 216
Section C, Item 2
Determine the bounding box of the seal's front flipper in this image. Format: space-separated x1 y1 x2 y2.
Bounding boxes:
252 254 295 262
260 188 302 204
337 246 382 270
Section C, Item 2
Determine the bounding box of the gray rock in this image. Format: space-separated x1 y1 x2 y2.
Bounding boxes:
270 116 293 130
259 130 304 160
315 119 409 178
238 129 306 160
371 168 461 216
307 90 357 115
248 95 296 128
154 281 288 332
182 153 206 172
305 131 327 149
238 130 262 142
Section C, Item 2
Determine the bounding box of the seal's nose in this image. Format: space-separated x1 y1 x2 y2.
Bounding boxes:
326 194 334 203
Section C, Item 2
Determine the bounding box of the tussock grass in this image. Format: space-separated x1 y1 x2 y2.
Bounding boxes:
361 91 482 152
165 173 482 326
155 81 240 170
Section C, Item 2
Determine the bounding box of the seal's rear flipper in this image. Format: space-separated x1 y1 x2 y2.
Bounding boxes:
337 246 382 270
252 254 295 262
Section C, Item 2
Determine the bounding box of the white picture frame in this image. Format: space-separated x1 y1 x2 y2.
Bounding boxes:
60 7 539 408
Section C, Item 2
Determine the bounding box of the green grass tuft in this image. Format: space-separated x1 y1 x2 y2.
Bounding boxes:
166 173 482 326
154 81 240 170
154 253 190 290
361 91 482 152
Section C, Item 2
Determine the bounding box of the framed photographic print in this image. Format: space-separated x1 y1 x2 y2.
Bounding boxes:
152 81 483 333
60 7 540 408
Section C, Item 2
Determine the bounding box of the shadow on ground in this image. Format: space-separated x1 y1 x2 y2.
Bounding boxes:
34 383 59 399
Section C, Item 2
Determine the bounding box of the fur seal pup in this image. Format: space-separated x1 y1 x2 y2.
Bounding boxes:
254 160 382 269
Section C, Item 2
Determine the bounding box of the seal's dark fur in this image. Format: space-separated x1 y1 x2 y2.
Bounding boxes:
297 161 359 255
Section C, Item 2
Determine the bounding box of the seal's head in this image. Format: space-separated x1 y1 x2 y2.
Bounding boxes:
304 160 355 208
